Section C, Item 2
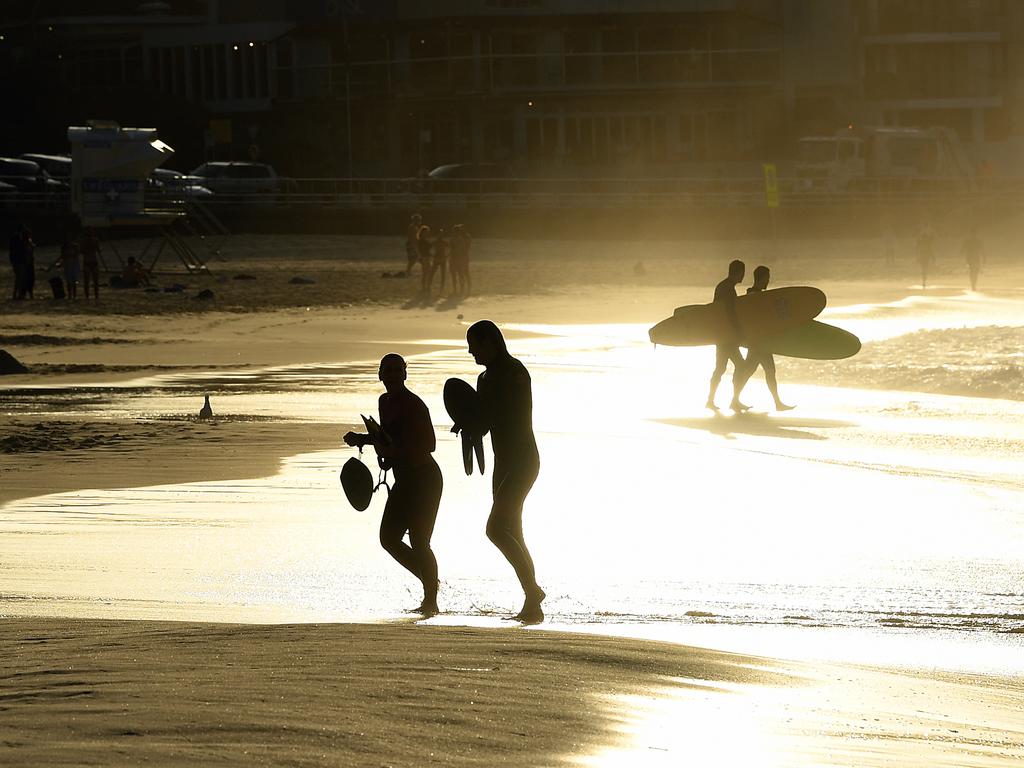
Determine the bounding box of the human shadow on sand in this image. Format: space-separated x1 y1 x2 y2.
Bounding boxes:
655 413 856 441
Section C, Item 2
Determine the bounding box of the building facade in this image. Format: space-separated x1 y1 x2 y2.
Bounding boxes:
3 0 1023 176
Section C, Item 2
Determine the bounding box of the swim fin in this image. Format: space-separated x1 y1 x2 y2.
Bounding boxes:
461 430 474 475
473 434 485 474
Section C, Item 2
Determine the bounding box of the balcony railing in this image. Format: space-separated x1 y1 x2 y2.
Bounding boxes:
281 46 783 101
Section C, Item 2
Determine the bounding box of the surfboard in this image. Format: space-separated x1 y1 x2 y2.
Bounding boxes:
649 286 826 347
444 378 485 476
340 457 374 511
753 320 861 360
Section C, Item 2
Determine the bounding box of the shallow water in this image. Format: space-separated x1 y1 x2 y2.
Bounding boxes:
2 290 1022 674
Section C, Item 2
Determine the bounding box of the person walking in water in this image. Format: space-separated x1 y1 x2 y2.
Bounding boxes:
962 227 984 291
345 354 443 616
465 320 545 624
732 266 794 412
706 259 750 412
916 224 935 288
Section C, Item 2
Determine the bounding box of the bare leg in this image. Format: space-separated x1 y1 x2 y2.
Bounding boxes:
706 346 729 409
762 355 794 410
487 471 543 622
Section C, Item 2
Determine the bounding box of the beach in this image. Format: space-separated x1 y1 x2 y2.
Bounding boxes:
2 234 1023 765
2 619 1022 767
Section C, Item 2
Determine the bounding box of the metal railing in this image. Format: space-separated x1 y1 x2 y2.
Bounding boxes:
3 175 1017 214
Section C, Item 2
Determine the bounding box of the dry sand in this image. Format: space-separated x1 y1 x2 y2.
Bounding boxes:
1 619 1021 767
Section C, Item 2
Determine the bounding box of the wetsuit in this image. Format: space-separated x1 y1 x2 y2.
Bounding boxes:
477 354 540 524
377 388 442 582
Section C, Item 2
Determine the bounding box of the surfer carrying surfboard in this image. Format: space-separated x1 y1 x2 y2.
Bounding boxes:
464 320 546 624
733 266 795 412
344 354 443 617
706 260 752 413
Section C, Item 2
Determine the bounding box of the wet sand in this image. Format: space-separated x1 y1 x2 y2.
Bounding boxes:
3 237 1023 765
1 619 1021 767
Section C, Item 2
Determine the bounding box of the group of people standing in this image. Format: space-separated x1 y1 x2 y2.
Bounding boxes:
405 214 473 298
8 225 103 301
885 224 986 291
344 320 545 624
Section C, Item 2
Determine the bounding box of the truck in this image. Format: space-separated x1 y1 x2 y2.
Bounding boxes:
795 126 974 194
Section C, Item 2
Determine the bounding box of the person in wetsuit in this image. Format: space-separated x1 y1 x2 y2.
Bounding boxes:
706 259 750 412
732 266 794 411
465 320 545 624
344 353 443 616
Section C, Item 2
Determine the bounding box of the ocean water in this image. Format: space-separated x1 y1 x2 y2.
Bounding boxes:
1 289 1022 674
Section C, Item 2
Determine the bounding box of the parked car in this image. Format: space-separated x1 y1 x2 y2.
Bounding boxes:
189 161 279 200
0 158 66 198
20 153 71 182
151 168 214 199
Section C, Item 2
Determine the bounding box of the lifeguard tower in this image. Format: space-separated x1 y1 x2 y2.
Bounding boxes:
68 121 215 273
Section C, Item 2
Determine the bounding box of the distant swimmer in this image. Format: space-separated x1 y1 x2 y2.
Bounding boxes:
706 259 751 412
199 395 213 419
733 266 794 412
916 224 936 289
962 228 984 291
345 354 443 616
465 320 545 624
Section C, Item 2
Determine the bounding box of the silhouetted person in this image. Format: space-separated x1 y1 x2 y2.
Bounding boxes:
8 227 25 299
450 224 471 295
18 226 36 299
345 354 442 616
111 257 150 288
417 224 433 295
433 227 450 294
405 213 422 276
706 259 750 412
80 228 101 299
916 224 935 288
56 234 81 299
882 225 896 267
962 228 984 291
199 395 213 419
465 320 545 623
733 266 794 412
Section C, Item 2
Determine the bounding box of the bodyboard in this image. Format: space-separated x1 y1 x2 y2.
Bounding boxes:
340 457 374 511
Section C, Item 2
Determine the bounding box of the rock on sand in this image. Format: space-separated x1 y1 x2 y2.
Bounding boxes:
0 349 28 375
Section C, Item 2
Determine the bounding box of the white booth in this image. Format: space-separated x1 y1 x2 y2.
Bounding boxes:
68 121 174 227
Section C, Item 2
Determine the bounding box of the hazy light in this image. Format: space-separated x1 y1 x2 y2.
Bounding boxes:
233 44 239 51
249 42 255 47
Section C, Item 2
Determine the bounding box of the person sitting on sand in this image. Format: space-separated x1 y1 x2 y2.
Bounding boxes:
344 354 442 616
706 259 750 412
961 228 984 291
732 266 794 412
464 320 545 624
111 257 150 289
